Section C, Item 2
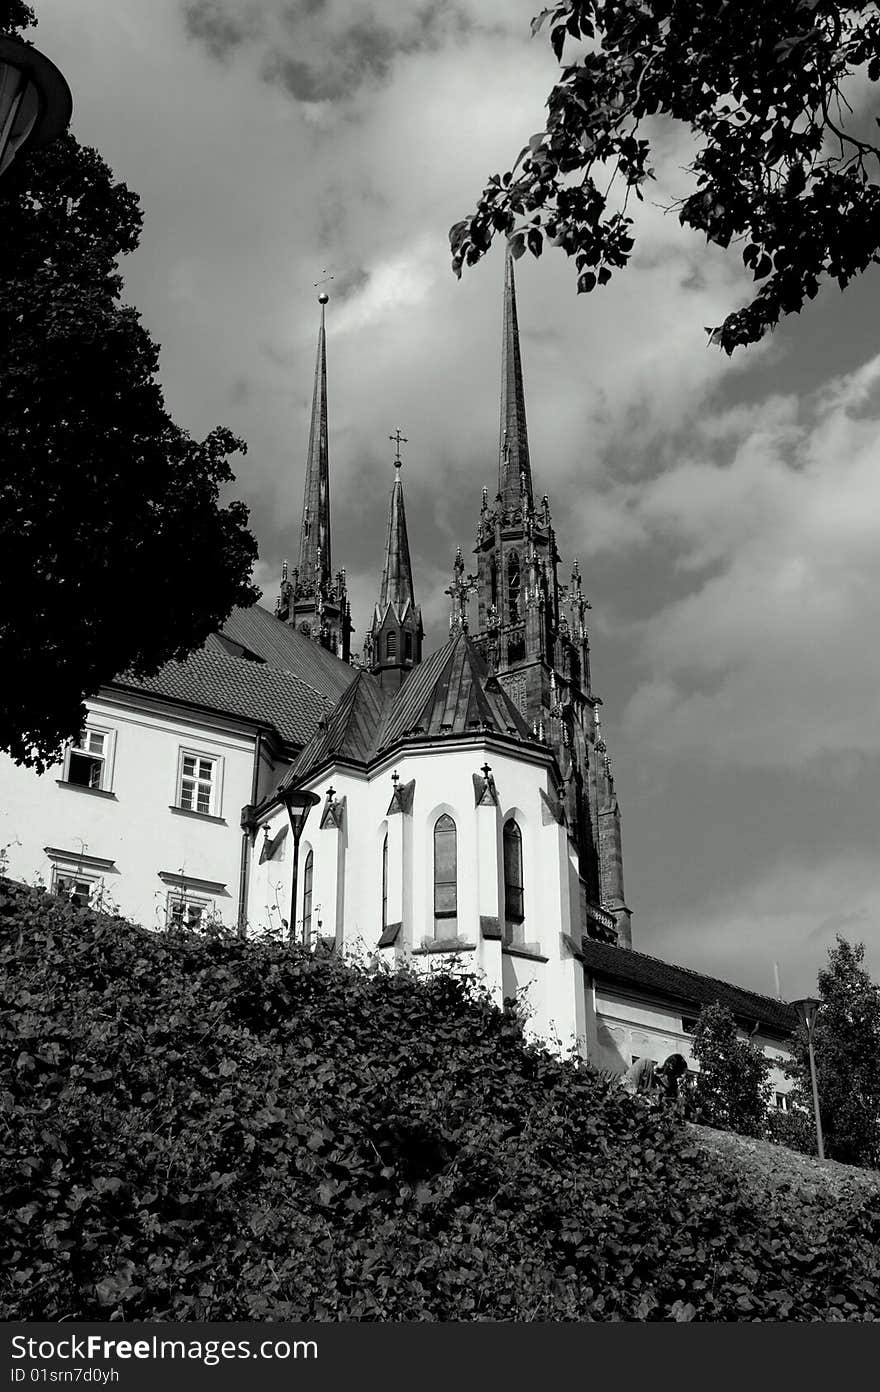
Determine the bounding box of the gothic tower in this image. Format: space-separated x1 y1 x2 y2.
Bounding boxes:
366 448 423 690
275 292 352 661
465 251 632 946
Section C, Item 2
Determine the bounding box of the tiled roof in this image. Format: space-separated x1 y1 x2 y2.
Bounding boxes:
571 936 798 1035
112 647 331 749
289 669 390 782
219 604 356 702
377 631 530 750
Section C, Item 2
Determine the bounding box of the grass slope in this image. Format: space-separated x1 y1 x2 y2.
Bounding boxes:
2 881 879 1321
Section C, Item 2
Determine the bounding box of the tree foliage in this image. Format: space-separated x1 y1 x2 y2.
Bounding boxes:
788 937 880 1169
450 1 880 353
2 880 879 1322
690 1002 773 1138
0 4 259 770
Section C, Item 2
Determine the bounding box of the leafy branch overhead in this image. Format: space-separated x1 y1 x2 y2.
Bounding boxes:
450 1 880 353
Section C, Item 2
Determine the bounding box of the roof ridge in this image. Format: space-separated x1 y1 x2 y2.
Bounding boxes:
584 938 792 1011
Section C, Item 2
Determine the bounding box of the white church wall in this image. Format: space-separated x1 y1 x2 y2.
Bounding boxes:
245 740 588 1049
1 693 260 932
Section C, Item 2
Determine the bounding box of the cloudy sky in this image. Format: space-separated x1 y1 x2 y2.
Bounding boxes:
26 0 880 998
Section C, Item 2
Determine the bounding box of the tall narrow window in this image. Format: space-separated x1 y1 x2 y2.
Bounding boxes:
433 814 458 938
386 631 397 659
381 833 389 930
302 849 314 945
507 553 521 622
178 754 217 815
404 631 413 661
490 556 498 608
503 819 524 943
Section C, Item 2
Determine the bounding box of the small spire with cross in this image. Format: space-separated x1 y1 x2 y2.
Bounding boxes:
389 428 407 468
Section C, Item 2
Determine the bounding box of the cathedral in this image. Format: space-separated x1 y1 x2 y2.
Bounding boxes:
0 254 796 1085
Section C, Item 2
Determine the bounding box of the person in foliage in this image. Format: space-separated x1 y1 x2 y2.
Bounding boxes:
623 1054 688 1103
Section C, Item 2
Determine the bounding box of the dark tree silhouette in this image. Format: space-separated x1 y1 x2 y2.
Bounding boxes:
1 5 258 769
451 2 880 353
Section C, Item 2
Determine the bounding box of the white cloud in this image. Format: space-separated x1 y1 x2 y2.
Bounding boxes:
621 352 880 768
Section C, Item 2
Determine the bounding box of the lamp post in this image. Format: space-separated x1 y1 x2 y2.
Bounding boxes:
279 787 319 947
0 36 72 178
792 996 825 1161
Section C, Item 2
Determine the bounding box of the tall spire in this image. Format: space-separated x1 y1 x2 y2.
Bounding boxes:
298 292 331 586
275 290 352 661
498 249 532 511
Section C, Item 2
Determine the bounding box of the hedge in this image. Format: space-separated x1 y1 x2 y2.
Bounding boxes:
2 881 879 1320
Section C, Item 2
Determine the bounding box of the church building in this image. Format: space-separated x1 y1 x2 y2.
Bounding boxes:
0 257 796 1089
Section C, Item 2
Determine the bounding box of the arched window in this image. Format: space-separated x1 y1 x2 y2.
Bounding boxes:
507 553 520 622
302 848 314 945
503 820 524 943
381 832 388 930
386 631 397 659
433 814 458 938
490 556 498 608
404 630 413 660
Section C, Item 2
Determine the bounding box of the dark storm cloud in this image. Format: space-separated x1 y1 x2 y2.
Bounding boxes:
182 0 265 60
182 0 474 103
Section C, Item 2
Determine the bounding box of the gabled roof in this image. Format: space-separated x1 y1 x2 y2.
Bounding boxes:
112 646 333 749
570 936 798 1036
377 630 530 749
218 604 356 702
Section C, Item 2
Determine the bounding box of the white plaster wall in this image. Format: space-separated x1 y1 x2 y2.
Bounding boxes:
589 984 793 1094
0 695 260 930
245 740 588 1047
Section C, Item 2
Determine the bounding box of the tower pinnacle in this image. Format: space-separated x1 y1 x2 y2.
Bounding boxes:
298 293 331 586
366 442 423 689
498 249 532 511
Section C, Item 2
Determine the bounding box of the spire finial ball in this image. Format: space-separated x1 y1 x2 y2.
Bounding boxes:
318 292 329 305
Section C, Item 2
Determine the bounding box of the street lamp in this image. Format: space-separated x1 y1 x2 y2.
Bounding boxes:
279 786 319 947
792 996 825 1161
0 36 73 178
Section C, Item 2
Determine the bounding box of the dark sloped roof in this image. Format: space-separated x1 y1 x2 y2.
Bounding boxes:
377 631 530 750
219 604 356 702
288 669 390 782
113 647 331 749
571 936 797 1035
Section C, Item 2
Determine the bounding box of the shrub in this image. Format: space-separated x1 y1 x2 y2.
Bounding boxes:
691 1003 773 1139
2 881 879 1321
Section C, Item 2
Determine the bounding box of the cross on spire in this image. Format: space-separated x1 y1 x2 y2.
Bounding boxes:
389 429 408 466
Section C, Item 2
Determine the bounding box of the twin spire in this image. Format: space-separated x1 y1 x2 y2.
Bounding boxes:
279 248 530 670
299 291 332 587
498 250 533 512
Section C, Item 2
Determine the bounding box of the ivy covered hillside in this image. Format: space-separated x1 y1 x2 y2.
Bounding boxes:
2 880 880 1321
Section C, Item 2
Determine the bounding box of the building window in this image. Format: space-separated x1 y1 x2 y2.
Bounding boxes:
433 814 458 938
386 631 397 659
53 870 95 907
177 752 218 815
302 849 314 944
775 1092 789 1111
66 728 109 790
681 1016 698 1035
381 833 388 930
503 819 524 942
507 552 520 622
166 893 207 931
490 556 498 608
404 631 413 661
